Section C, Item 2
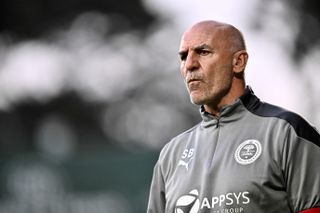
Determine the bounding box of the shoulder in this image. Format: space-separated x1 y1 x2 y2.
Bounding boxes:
240 89 320 146
158 123 200 163
155 123 201 180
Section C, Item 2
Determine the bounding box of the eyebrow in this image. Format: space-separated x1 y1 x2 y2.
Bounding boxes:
178 43 213 56
194 44 213 51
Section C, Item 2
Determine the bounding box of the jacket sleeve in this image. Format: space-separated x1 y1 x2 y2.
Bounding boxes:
300 207 320 213
147 161 166 213
282 124 320 213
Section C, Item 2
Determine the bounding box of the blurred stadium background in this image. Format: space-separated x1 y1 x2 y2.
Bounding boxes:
0 0 319 212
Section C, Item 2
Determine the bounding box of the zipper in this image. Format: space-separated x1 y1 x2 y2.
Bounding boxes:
209 117 221 168
216 117 220 128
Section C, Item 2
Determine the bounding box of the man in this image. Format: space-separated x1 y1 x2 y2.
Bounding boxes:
147 20 320 213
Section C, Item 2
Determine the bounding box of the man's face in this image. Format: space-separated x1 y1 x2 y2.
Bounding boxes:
179 26 234 107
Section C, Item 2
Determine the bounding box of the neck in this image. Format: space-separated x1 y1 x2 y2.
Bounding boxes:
204 80 246 116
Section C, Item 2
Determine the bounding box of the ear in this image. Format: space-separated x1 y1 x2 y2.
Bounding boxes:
232 50 249 73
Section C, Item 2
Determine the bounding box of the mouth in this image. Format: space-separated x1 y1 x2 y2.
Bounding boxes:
187 78 201 83
187 79 202 84
187 79 203 92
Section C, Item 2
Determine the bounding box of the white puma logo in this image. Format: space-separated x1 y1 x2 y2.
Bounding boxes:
178 158 194 171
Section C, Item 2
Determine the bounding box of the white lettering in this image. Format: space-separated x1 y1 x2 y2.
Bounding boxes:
211 196 219 208
201 197 211 209
182 149 188 159
233 192 241 205
219 194 225 206
197 192 249 211
182 148 194 159
242 191 250 204
226 193 233 205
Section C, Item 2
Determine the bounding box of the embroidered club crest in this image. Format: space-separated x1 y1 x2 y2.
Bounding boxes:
234 139 262 165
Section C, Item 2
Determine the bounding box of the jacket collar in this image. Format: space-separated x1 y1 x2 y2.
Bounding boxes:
200 86 255 128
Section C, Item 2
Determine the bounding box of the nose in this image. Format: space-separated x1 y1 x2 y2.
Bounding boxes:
184 52 199 72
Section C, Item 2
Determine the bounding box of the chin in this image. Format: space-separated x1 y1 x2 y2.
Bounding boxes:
190 96 206 106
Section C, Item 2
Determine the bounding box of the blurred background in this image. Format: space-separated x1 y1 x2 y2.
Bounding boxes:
0 0 319 212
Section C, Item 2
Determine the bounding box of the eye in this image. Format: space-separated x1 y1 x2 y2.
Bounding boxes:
198 49 211 56
179 52 187 61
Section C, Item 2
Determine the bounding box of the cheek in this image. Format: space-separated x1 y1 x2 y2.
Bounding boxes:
205 65 231 86
180 66 187 82
203 64 218 83
179 63 185 75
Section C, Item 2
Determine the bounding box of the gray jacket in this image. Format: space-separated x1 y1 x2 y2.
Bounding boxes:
147 87 320 213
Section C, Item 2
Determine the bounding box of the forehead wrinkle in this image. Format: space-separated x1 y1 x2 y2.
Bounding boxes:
179 30 214 50
181 21 246 54
194 44 212 50
180 27 221 51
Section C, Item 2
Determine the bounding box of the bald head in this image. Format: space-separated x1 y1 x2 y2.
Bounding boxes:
183 20 246 53
179 20 249 114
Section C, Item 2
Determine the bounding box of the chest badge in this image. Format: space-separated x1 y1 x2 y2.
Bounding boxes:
234 139 262 165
